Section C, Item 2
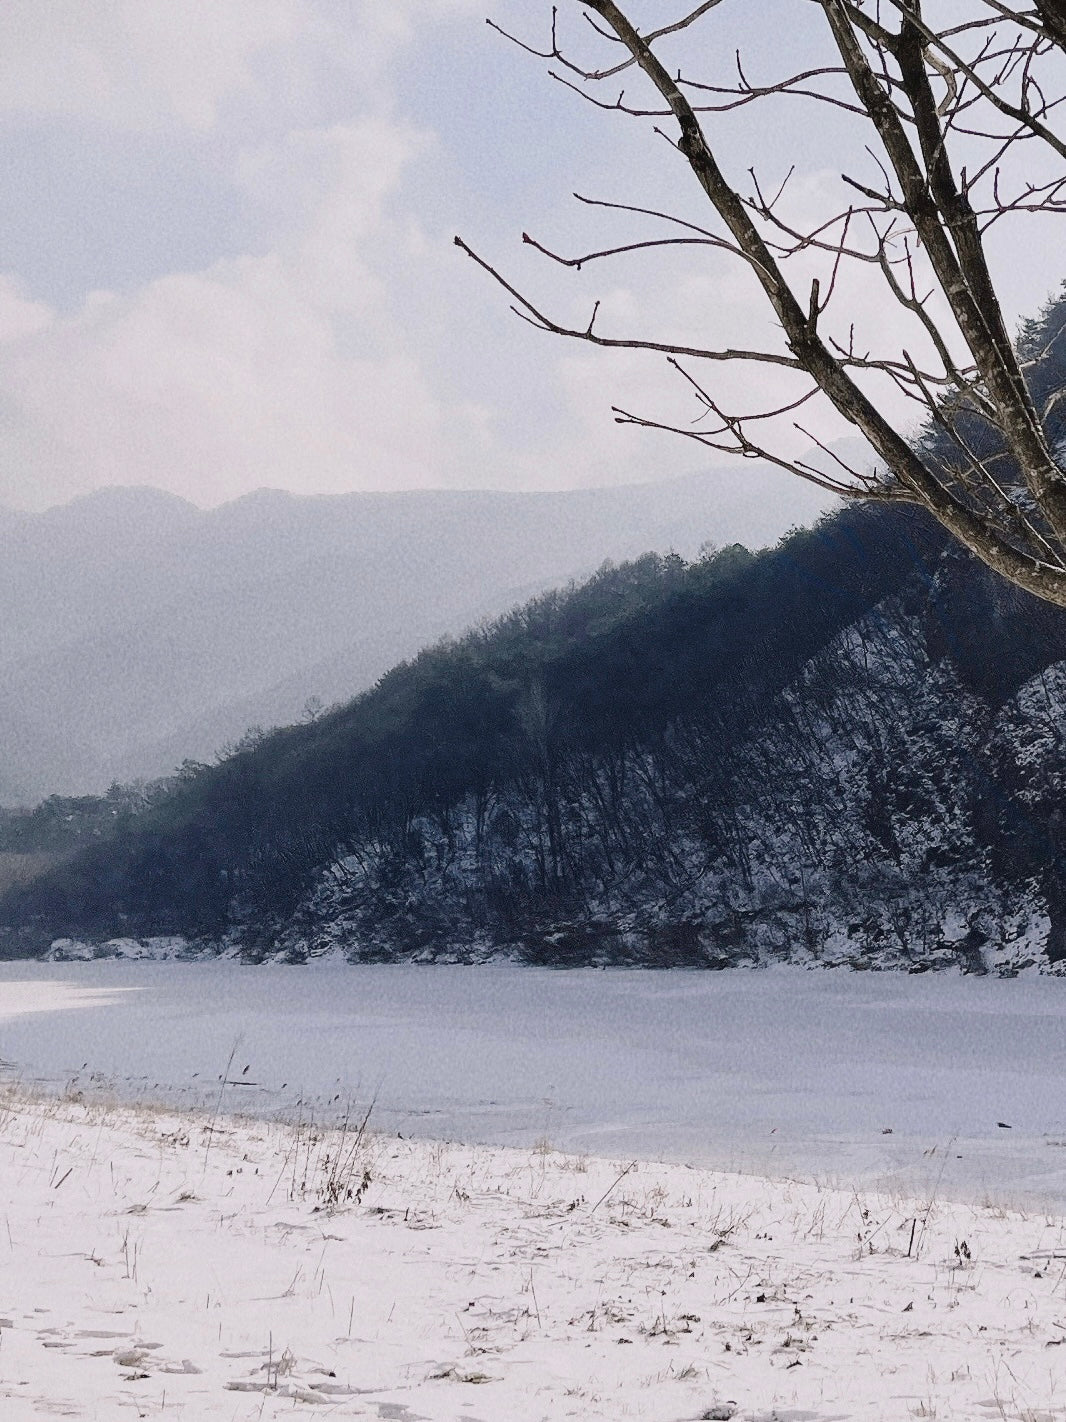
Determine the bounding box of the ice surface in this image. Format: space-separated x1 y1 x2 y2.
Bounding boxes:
1 961 1065 1207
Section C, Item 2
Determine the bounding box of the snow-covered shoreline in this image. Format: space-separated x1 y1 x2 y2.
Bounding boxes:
39 917 1063 973
1 1084 1064 1421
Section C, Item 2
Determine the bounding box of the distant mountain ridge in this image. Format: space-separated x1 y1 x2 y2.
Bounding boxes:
0 465 836 804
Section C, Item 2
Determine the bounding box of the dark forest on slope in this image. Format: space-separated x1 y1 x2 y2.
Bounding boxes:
3 292 1066 970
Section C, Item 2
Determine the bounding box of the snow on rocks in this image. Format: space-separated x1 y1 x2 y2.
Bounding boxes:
46 936 196 962
0 1086 1063 1420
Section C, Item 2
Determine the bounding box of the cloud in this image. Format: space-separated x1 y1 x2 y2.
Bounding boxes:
0 1 886 514
0 0 488 133
0 0 299 130
0 2 561 510
0 277 52 343
0 117 508 506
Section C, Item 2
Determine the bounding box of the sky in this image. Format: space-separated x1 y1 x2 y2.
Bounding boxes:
0 0 1063 512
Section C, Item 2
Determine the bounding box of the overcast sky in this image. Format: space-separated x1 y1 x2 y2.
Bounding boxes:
0 0 1063 512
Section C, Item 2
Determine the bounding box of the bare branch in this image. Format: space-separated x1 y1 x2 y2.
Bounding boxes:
453 235 803 367
880 0 1066 159
520 231 736 269
487 0 727 86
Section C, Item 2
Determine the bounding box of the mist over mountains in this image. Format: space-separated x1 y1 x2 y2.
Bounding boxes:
0 464 836 805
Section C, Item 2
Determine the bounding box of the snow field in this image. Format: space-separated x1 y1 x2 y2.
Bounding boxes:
0 1086 1064 1420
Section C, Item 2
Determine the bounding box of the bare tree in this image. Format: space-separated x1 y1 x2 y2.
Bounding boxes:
457 1 1066 604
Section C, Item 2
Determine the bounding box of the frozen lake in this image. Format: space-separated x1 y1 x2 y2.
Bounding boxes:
1 960 1065 1207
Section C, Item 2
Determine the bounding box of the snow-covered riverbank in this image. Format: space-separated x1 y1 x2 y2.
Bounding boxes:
1 1086 1063 1421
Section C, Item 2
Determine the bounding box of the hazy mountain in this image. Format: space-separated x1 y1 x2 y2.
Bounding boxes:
0 460 841 804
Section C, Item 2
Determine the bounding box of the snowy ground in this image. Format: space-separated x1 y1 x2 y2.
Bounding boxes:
2 1084 1066 1422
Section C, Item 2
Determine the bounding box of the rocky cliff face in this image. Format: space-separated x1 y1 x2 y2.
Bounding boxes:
216 572 1066 974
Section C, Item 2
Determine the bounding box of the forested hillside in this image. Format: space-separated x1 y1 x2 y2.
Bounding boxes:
4 493 1066 970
